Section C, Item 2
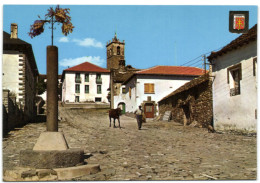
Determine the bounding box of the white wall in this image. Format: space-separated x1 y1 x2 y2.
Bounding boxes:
62 72 110 103
3 52 37 121
212 41 257 133
115 74 197 114
2 54 20 99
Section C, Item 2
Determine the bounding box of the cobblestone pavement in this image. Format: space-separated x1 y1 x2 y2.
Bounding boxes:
3 108 257 181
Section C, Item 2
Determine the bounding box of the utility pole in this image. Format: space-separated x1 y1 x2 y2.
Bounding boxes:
203 54 207 74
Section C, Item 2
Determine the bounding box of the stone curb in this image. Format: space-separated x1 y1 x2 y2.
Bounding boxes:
54 164 101 180
3 164 101 181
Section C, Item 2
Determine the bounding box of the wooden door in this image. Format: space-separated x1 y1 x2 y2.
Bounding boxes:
144 103 154 118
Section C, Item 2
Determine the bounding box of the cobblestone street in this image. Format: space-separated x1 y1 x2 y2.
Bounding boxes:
3 108 257 181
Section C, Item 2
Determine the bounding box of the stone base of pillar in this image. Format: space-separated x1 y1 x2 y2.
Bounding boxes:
20 148 84 169
19 132 85 169
33 132 69 151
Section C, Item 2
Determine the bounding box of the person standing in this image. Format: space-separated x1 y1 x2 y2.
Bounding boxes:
134 105 143 130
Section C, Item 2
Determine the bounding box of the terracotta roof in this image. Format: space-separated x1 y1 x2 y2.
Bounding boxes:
64 62 110 73
122 65 205 85
208 24 257 61
136 65 205 76
159 74 210 103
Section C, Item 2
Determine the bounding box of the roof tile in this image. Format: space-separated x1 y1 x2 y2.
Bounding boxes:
64 62 110 73
136 65 205 76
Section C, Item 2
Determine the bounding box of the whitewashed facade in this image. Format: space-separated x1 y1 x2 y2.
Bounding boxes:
3 24 39 122
209 25 257 133
210 42 257 133
114 71 203 117
61 62 110 103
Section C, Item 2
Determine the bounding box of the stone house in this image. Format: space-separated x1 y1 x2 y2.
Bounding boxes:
61 62 110 103
3 23 39 126
158 74 212 128
115 66 205 118
207 24 257 133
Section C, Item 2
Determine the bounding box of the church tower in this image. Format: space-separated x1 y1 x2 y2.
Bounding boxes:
106 33 125 70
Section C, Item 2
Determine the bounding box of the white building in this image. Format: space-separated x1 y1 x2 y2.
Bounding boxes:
3 23 39 122
208 24 257 133
114 65 204 118
61 62 110 103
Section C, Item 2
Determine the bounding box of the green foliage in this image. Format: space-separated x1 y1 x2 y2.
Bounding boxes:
36 78 47 95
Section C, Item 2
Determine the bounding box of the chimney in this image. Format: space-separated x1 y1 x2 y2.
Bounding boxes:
10 23 18 39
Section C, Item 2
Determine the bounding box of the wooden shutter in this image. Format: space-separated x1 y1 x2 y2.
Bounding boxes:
144 84 149 93
150 83 154 93
129 87 131 97
144 83 154 93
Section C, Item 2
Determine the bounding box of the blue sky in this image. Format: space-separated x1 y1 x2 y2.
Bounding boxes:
2 4 258 74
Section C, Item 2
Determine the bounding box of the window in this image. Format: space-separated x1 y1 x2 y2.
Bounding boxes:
144 83 155 94
75 84 80 93
96 73 102 84
122 87 126 94
75 73 81 83
76 73 80 78
85 74 89 82
75 96 79 102
227 63 242 96
95 97 102 102
117 46 120 55
97 85 102 94
85 85 89 93
96 73 101 79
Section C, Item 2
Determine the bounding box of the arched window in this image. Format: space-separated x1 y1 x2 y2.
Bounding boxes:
117 46 120 55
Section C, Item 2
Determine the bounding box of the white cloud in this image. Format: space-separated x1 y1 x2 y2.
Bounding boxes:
58 37 69 43
60 56 105 68
72 38 103 48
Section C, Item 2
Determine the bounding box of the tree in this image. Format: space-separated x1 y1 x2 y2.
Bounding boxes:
36 78 47 95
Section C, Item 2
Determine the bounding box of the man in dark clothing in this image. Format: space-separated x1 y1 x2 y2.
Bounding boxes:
134 105 143 130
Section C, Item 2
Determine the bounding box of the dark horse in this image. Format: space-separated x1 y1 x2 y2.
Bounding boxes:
109 108 122 128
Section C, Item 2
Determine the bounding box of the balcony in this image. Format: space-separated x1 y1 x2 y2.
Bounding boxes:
96 78 102 84
75 77 82 83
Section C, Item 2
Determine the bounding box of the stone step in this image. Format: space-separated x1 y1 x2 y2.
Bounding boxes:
162 111 172 121
3 164 101 181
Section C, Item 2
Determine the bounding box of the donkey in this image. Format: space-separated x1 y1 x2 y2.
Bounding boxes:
109 108 122 128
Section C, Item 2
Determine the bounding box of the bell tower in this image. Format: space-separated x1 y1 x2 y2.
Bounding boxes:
106 33 125 70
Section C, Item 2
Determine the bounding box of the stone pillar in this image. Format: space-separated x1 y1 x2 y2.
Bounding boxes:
46 46 58 131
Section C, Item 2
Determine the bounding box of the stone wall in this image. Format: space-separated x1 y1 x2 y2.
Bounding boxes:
158 74 213 128
2 89 26 136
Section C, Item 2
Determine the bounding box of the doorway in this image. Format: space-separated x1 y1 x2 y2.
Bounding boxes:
144 103 154 118
118 103 126 114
